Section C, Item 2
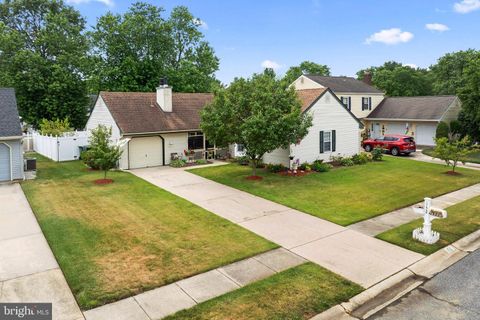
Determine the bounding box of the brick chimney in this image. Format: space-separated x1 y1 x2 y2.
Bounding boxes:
156 77 172 112
362 71 373 86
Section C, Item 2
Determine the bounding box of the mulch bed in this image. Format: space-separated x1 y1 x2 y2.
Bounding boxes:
246 175 263 181
94 179 113 185
278 170 313 177
445 171 461 176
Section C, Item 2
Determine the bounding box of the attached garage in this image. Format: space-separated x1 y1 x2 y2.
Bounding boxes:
128 136 163 169
0 143 11 181
0 88 24 182
365 95 462 147
415 123 437 146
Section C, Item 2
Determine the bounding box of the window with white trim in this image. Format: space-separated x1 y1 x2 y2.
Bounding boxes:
323 131 331 152
341 96 351 110
362 97 372 111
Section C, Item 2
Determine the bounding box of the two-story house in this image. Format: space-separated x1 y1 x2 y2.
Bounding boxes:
291 74 385 120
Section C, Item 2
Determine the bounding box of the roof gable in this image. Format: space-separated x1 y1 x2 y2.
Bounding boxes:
304 75 383 94
366 96 457 121
0 88 22 137
99 91 213 134
296 88 364 128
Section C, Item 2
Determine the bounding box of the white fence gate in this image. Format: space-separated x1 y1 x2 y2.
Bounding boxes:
31 131 89 162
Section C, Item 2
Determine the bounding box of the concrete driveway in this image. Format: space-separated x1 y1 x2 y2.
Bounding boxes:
131 166 424 288
0 183 83 320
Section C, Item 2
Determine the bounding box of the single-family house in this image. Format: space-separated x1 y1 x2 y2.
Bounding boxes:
86 81 215 169
0 88 24 182
364 96 461 146
263 88 363 166
291 74 385 119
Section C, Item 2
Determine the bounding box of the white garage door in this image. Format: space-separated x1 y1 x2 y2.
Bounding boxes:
386 122 408 135
129 137 163 169
416 124 437 146
0 143 11 181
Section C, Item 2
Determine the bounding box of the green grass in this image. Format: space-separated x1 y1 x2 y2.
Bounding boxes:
377 195 480 255
423 147 480 164
165 263 363 320
21 155 276 309
190 157 480 226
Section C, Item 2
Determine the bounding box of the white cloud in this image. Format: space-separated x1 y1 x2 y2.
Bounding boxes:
194 18 208 30
404 63 418 69
261 60 282 70
365 28 414 45
454 0 480 13
66 0 114 7
426 23 450 32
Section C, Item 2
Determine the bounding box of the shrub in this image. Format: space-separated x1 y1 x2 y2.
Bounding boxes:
170 159 187 168
266 163 286 173
298 162 311 171
84 125 122 179
329 155 343 166
372 147 384 161
39 118 72 136
312 161 332 172
340 157 355 166
352 153 371 165
195 159 208 165
436 121 449 139
449 120 461 135
81 149 100 170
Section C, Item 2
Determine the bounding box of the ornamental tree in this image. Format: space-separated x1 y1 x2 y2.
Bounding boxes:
201 69 312 176
433 134 473 173
86 125 122 180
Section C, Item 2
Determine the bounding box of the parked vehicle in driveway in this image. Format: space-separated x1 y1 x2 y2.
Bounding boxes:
362 134 416 156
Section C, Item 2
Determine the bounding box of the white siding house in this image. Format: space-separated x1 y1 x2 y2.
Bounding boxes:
263 88 362 166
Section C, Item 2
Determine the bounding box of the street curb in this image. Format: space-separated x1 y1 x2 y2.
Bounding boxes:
309 229 480 320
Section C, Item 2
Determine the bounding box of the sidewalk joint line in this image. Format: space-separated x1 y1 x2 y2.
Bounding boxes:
132 296 152 320
175 283 200 304
288 229 348 250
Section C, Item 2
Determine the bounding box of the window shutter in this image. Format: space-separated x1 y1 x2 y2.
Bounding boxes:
332 130 336 152
369 97 372 110
319 131 324 153
348 97 351 110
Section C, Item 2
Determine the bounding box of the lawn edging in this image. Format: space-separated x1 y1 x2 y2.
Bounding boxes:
309 229 480 320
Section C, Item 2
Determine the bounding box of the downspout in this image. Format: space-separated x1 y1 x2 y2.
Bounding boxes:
1 142 13 181
159 135 165 165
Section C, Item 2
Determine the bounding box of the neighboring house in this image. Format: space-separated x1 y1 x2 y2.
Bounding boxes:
0 88 24 182
364 96 461 146
86 82 214 169
229 143 246 158
263 88 363 166
291 74 384 119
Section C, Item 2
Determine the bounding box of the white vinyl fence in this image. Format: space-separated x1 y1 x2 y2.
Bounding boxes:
31 131 89 162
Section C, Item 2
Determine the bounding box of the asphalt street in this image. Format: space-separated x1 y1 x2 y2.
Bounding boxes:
370 248 480 320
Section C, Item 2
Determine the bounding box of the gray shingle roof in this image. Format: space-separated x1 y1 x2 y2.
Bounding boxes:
366 96 457 120
305 75 384 94
0 88 22 137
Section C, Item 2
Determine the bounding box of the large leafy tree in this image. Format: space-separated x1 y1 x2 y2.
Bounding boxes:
0 0 89 129
357 61 432 96
88 3 219 93
201 70 313 176
283 61 330 85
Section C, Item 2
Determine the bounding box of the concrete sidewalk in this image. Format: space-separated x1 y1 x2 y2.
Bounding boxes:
84 248 306 320
132 166 424 289
349 183 480 236
409 151 480 171
0 183 84 320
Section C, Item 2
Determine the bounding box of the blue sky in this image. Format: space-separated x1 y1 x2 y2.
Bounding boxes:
67 0 480 84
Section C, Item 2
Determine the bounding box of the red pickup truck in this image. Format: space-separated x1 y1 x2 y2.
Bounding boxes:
362 134 416 156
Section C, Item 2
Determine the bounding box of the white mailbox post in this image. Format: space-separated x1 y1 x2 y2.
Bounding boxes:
412 197 447 244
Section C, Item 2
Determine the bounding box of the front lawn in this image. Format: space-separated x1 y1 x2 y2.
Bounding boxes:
423 147 480 164
22 155 276 309
165 263 363 320
376 195 480 255
190 157 480 225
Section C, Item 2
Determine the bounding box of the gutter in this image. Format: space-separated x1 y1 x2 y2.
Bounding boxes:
363 118 440 122
0 135 23 140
